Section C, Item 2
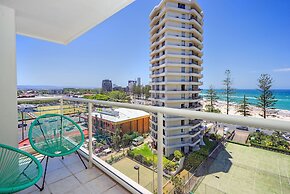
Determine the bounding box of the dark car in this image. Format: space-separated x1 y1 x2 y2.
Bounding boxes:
236 126 248 131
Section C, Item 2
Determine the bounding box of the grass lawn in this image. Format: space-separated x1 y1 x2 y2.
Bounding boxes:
131 143 175 166
34 105 86 116
112 157 168 192
195 143 290 194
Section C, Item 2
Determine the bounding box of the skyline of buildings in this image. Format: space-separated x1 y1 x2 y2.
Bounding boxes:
149 0 204 156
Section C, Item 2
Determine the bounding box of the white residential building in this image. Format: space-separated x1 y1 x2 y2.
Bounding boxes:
149 0 204 156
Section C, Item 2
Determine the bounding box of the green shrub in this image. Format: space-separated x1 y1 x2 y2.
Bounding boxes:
174 150 183 160
251 142 290 154
135 154 144 163
143 157 153 167
127 150 134 158
164 161 177 171
249 132 289 151
184 153 206 170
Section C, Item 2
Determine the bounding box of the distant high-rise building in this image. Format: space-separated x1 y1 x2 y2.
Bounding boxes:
137 77 141 86
102 79 112 92
149 0 204 156
128 80 137 93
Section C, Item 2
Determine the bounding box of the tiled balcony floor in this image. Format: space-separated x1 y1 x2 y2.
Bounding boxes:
18 154 130 194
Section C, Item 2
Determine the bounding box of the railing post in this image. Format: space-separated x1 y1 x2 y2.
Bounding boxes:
157 112 163 194
60 98 64 115
88 102 93 168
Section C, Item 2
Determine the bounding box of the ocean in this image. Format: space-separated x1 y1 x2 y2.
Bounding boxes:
201 89 290 111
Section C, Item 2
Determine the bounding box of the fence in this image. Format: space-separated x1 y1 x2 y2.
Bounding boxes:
183 142 224 193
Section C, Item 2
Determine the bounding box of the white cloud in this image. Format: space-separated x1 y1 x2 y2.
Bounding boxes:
273 68 290 72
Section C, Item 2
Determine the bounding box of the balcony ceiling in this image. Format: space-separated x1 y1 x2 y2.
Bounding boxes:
0 0 134 44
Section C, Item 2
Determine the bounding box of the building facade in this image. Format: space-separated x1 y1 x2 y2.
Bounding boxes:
137 77 141 86
92 108 150 134
149 0 204 156
102 79 112 92
128 80 137 93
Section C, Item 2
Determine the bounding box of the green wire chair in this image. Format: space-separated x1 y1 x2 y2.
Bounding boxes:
28 114 86 191
0 144 42 193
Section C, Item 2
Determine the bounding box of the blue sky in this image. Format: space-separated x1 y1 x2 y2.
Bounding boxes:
17 0 290 89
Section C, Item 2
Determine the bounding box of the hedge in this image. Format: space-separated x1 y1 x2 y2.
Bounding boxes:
250 142 290 155
227 140 250 147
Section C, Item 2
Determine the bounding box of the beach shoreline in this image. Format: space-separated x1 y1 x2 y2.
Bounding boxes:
201 99 290 122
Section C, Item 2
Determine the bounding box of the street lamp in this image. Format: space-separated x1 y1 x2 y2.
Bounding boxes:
134 165 140 184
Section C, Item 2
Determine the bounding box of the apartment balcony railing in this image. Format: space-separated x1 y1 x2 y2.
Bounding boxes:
17 96 290 194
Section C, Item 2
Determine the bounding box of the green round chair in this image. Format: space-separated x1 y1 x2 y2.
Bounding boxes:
0 144 42 193
29 114 86 190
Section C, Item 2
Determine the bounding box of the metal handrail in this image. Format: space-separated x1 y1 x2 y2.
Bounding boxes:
18 96 290 194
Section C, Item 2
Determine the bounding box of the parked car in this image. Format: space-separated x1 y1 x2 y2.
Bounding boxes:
132 136 144 146
282 134 290 141
236 126 248 131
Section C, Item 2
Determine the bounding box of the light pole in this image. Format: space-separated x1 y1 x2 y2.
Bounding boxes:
134 165 140 184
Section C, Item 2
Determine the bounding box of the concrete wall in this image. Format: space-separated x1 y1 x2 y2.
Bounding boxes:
0 5 18 147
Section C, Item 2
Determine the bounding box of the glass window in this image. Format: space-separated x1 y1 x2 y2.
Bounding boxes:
178 3 185 9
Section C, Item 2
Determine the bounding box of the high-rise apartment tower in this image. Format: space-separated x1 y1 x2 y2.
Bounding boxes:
149 0 204 156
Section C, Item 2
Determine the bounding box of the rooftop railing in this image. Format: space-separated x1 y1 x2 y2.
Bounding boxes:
18 96 290 194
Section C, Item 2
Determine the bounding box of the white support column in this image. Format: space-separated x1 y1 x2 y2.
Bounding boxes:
157 112 163 194
0 5 18 147
88 102 93 168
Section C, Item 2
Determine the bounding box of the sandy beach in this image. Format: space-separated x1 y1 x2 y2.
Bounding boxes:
201 99 290 122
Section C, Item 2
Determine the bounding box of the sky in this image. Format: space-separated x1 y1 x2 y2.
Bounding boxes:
16 0 290 89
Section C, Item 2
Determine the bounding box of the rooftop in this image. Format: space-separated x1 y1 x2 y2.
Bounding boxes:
92 108 149 123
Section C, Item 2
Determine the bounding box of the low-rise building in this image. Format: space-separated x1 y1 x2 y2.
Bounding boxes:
92 108 150 134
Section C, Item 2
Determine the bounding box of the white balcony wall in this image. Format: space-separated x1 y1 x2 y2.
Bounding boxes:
0 5 18 147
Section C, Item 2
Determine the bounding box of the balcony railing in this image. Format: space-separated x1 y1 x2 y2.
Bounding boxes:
18 96 290 194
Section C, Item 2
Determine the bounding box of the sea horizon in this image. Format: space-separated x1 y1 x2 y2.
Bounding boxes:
201 89 290 111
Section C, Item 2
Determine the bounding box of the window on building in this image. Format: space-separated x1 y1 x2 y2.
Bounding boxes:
178 3 185 9
181 138 184 142
181 58 185 64
181 120 185 125
181 67 185 73
181 41 185 46
181 49 185 55
181 129 184 133
181 85 185 91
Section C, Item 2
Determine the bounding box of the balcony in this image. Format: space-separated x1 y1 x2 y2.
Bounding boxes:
7 96 290 194
164 139 201 148
17 152 130 194
150 62 203 71
150 81 203 86
150 71 203 79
